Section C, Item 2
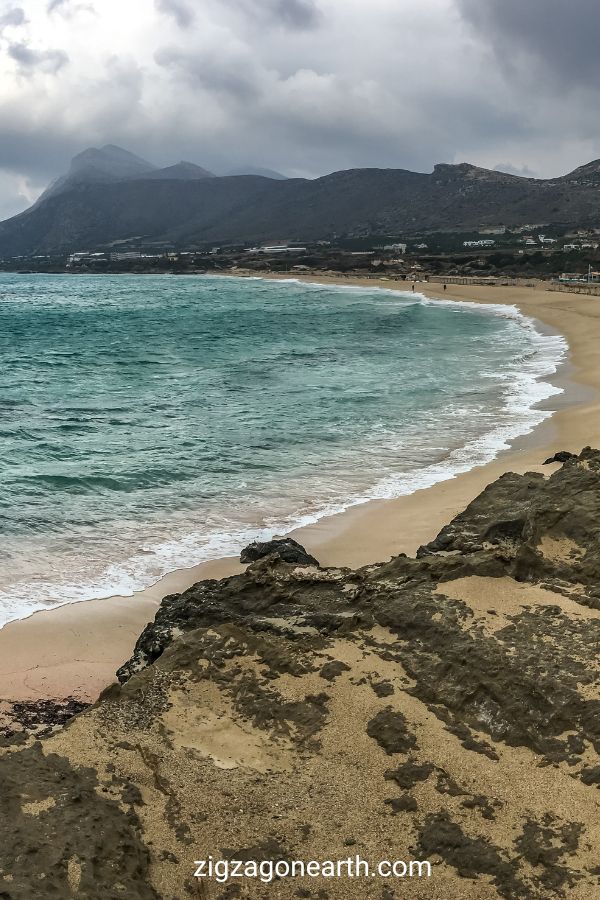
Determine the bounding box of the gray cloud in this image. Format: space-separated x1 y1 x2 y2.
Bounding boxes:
0 6 26 28
1 0 600 220
155 45 262 100
8 42 69 74
46 1 95 18
225 0 322 30
458 0 600 85
262 0 322 30
494 162 537 178
155 0 195 28
0 119 78 177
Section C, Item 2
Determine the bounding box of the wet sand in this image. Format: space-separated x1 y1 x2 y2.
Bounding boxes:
1 278 599 705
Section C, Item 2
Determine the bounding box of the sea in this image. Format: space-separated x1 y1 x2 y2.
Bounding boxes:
0 273 566 627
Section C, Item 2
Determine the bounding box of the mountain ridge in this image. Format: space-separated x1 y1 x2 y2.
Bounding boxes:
2 146 600 255
141 161 215 180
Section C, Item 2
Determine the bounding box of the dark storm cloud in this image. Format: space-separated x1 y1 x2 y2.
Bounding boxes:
0 7 26 27
8 42 69 74
267 0 321 30
458 0 600 84
155 0 195 28
155 45 261 100
226 0 322 30
1 0 600 221
0 118 80 176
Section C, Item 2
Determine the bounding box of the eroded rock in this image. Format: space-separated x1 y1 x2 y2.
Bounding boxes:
3 449 600 897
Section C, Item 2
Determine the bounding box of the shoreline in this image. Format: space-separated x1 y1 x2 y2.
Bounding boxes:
3 277 600 709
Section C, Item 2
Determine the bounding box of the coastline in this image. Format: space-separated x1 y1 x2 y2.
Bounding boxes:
2 277 600 709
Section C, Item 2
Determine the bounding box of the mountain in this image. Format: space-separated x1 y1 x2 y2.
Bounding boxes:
2 149 600 255
562 159 600 185
68 144 156 180
36 144 157 205
224 166 288 180
141 161 215 180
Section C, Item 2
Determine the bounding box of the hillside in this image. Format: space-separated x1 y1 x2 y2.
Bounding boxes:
1 147 600 255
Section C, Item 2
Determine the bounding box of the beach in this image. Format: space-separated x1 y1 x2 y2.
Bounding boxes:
2 277 599 711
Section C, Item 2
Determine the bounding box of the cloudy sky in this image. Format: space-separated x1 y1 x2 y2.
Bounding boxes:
0 0 598 218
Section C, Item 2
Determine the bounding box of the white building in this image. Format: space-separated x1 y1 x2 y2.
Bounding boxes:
244 245 307 254
110 251 143 261
67 251 108 266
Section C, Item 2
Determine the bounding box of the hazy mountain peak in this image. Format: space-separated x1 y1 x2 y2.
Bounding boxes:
69 144 156 178
225 166 288 180
142 161 215 180
33 145 156 206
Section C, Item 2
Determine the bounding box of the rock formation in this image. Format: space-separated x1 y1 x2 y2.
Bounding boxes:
2 449 600 898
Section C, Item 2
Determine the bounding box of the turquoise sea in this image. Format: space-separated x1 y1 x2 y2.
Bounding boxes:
0 273 565 626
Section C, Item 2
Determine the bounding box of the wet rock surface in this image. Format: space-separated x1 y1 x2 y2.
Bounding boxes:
2 449 600 897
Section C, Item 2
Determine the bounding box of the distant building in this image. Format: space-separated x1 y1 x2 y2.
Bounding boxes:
559 272 586 282
479 226 506 235
110 251 143 261
244 245 307 254
463 239 495 248
383 243 407 254
67 251 108 266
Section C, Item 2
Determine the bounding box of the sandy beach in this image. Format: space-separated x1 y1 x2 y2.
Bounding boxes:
2 277 600 709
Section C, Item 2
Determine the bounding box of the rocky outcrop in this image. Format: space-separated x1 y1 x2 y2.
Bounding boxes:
239 536 320 567
2 449 600 898
418 446 600 603
543 450 577 465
